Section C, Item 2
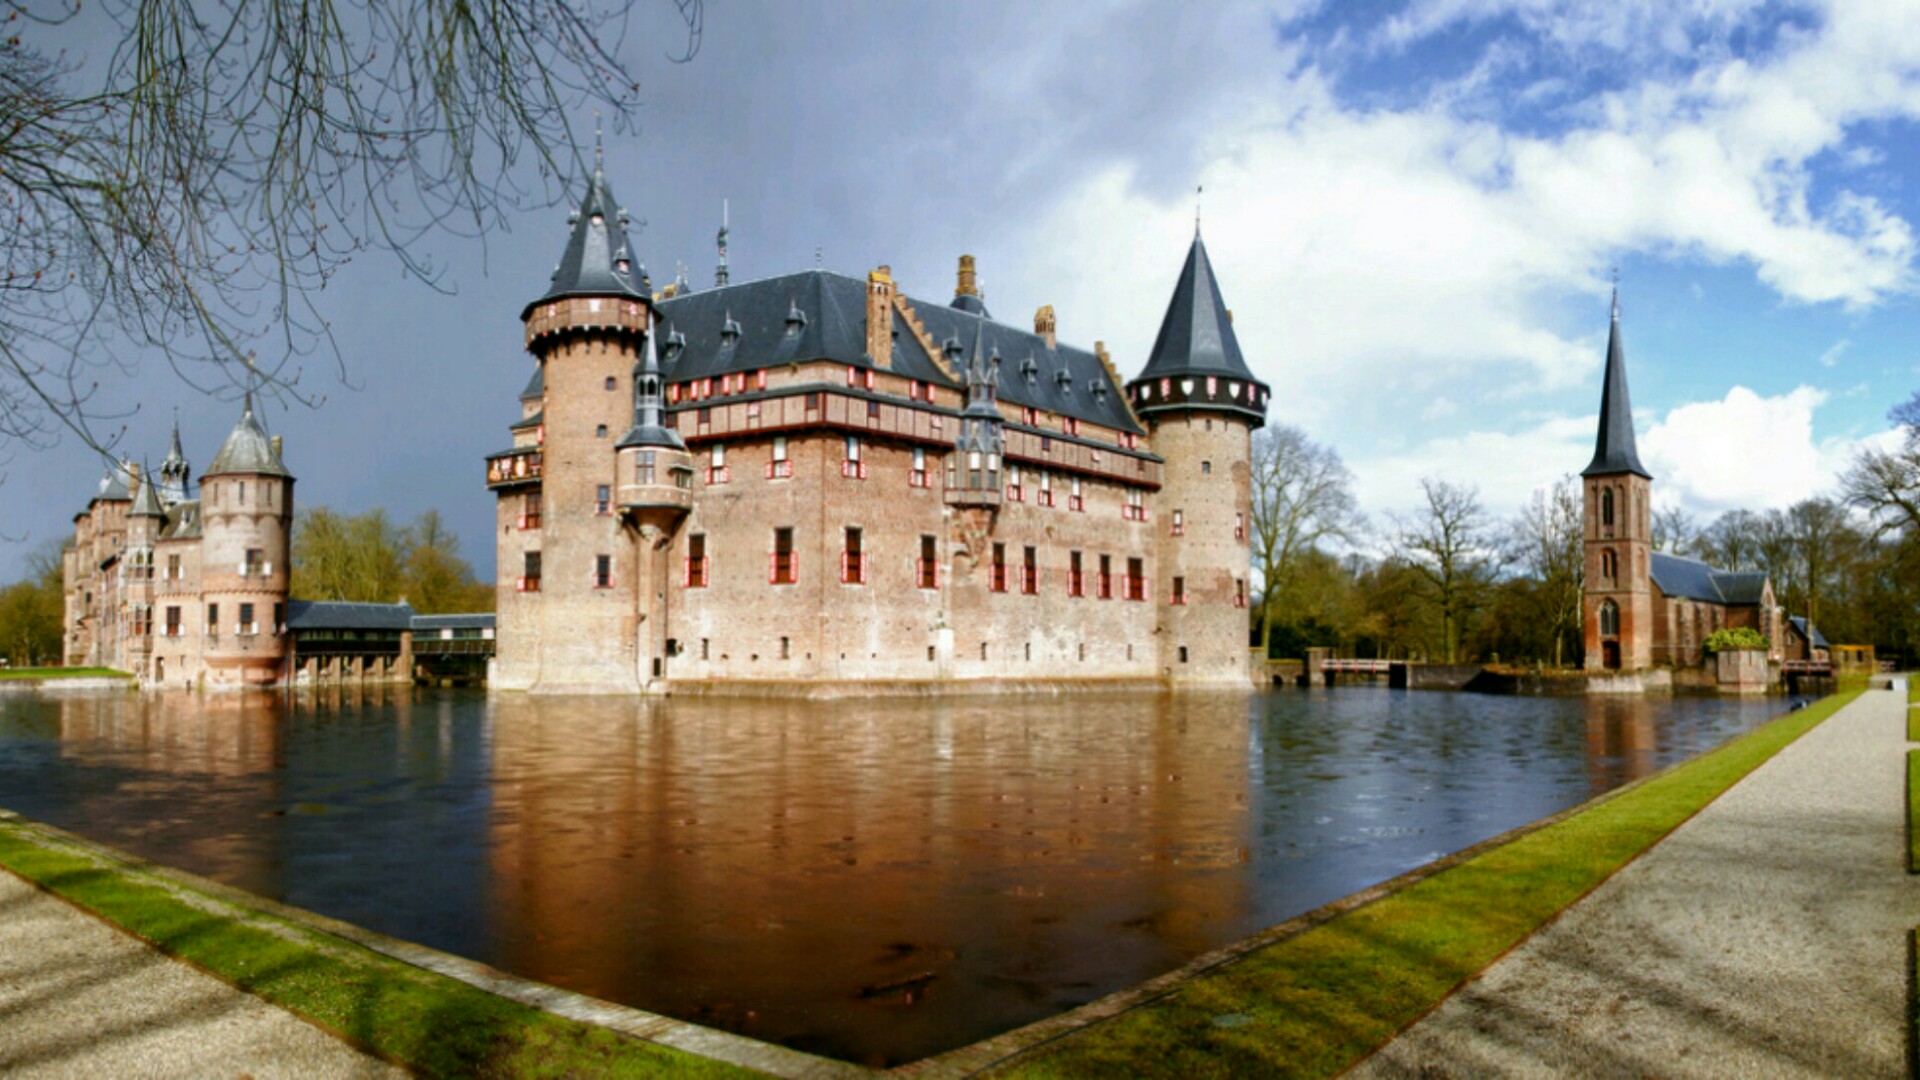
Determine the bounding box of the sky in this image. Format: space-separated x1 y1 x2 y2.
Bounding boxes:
12 0 1920 583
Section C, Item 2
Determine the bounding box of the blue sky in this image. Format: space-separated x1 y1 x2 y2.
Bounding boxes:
12 0 1920 581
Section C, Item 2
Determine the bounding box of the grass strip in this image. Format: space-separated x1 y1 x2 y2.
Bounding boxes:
0 821 760 1078
1910 751 1920 875
0 666 129 681
1910 708 1920 745
995 688 1862 1080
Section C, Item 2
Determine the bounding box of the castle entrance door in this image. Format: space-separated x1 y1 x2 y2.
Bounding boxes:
1602 641 1620 670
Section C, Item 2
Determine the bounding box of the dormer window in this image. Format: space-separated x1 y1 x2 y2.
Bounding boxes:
1020 357 1039 384
616 259 630 275
591 213 604 228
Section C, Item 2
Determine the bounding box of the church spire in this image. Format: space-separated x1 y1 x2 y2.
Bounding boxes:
1581 286 1651 479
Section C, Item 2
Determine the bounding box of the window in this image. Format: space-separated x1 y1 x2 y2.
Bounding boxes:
768 436 792 479
1601 487 1615 529
1069 477 1084 512
596 424 608 439
1022 546 1038 595
1234 512 1246 541
243 548 265 576
207 603 219 637
780 636 791 659
771 527 797 584
991 542 1008 593
1172 510 1185 537
842 435 866 479
867 399 881 419
701 638 710 660
805 392 820 411
910 446 930 488
1099 554 1113 599
635 451 656 485
1037 473 1054 508
595 485 611 514
686 534 709 588
1599 599 1620 637
605 376 617 391
1171 576 1187 605
1069 551 1084 597
521 491 542 530
238 481 247 504
521 551 542 592
1126 557 1146 601
273 602 284 633
165 606 181 637
1201 460 1212 474
1601 548 1618 585
167 554 181 580
595 555 612 589
918 535 938 589
1179 645 1190 664
910 380 925 401
1234 578 1248 608
239 602 256 636
1123 490 1147 521
1006 465 1024 502
842 528 865 585
708 444 730 485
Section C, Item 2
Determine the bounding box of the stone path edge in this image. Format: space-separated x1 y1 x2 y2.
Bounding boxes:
899 690 1858 1078
0 807 866 1080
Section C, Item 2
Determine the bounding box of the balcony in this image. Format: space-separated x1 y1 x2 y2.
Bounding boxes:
487 448 543 490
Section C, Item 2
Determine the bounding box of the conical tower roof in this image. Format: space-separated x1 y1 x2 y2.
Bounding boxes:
523 165 649 319
129 469 165 517
1581 291 1650 479
206 395 292 478
1128 232 1269 424
161 419 188 474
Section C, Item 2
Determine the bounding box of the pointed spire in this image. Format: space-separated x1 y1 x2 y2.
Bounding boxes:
1582 286 1651 479
1195 184 1203 238
129 463 165 518
616 312 687 452
715 198 730 288
207 393 292 478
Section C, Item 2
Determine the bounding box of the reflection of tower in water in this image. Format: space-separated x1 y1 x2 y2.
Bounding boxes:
479 692 1255 1064
1583 696 1657 796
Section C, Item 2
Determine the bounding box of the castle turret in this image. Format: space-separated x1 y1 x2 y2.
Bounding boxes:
1582 290 1653 671
122 464 165 680
1127 231 1269 684
157 417 192 505
199 394 294 687
945 322 1005 507
499 163 654 691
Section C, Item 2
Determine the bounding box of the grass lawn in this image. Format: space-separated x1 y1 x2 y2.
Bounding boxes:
992 688 1862 1080
0 819 762 1078
1909 751 1920 875
0 666 129 680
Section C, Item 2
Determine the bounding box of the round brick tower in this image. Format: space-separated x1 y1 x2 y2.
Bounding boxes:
199 395 294 687
1128 231 1270 686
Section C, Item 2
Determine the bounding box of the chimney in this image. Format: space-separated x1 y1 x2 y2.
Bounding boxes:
866 266 895 369
1035 305 1057 348
270 435 283 461
956 254 978 299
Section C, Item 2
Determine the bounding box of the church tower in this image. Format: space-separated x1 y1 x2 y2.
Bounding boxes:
1127 231 1269 684
1581 290 1653 671
497 161 654 691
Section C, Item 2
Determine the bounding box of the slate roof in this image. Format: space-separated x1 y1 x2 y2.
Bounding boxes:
128 474 165 518
91 465 131 504
159 500 202 541
411 613 495 632
1650 551 1768 605
652 270 1143 434
520 367 544 401
286 600 417 632
1788 615 1829 649
1582 293 1651 479
161 421 189 475
523 166 649 318
616 316 686 451
1133 234 1264 387
206 397 292 478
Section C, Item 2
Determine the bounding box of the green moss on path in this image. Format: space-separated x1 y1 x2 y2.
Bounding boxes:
993 689 1861 1080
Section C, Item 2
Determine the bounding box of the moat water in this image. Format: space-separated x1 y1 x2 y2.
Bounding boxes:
0 686 1782 1065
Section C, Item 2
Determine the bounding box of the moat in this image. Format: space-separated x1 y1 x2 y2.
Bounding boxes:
0 686 1782 1065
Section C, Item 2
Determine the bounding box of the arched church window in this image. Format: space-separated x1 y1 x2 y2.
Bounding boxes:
1601 488 1615 528
1601 548 1617 584
1599 599 1619 638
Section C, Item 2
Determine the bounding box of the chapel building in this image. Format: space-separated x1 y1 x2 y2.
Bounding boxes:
487 165 1270 692
1580 293 1782 671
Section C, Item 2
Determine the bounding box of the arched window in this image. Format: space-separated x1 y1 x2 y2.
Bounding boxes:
1600 487 1615 528
1601 548 1618 584
1599 599 1619 638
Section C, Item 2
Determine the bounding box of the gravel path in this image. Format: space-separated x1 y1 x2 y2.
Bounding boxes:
0 869 405 1079
1352 683 1920 1079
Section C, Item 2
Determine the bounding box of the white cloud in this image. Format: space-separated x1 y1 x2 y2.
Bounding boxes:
1348 414 1596 527
1818 338 1851 367
1640 385 1834 510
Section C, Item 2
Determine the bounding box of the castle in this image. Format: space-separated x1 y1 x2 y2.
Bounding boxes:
1579 293 1784 672
487 165 1269 692
61 404 296 687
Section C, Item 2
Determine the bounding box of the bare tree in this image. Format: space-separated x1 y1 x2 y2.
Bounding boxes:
1787 497 1855 632
1 0 700 458
1394 478 1496 664
1696 509 1762 572
1506 477 1583 667
1248 423 1361 655
1650 504 1697 555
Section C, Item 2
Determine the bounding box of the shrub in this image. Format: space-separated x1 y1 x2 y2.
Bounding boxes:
1704 627 1768 654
